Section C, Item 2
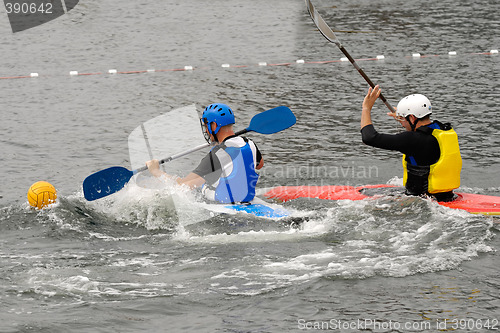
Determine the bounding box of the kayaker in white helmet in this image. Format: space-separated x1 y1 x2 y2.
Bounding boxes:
360 85 462 202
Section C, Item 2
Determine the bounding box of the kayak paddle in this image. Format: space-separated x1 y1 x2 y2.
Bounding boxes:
305 0 396 113
83 106 296 201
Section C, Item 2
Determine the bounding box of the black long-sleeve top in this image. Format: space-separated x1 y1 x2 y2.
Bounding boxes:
361 124 440 165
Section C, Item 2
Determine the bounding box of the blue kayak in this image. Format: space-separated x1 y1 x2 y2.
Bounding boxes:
223 202 289 218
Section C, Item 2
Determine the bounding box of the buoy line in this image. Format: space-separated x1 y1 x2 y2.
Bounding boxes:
1 49 497 81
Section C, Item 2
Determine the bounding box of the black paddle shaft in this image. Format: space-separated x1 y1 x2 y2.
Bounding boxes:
337 45 394 112
306 0 396 113
132 122 263 173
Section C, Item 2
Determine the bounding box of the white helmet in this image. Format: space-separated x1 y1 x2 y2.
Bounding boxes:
396 94 432 119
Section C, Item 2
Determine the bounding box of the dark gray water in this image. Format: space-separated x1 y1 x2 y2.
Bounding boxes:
1 0 499 332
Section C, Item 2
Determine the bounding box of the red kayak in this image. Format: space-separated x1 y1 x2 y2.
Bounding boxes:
264 185 500 216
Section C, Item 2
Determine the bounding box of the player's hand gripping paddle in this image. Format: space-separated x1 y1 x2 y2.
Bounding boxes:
83 106 296 201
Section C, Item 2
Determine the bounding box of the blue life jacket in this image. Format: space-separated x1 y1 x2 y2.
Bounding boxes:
203 137 260 204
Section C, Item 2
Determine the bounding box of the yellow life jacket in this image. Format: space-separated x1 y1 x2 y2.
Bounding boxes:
402 126 462 194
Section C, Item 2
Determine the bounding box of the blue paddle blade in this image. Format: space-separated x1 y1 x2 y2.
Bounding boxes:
247 106 296 134
83 166 134 201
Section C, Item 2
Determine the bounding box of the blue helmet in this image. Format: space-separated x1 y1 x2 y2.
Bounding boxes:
202 103 235 136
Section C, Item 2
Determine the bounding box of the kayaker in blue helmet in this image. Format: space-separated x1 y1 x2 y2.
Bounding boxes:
360 85 462 202
146 103 264 204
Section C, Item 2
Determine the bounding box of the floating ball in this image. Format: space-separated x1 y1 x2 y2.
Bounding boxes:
27 181 57 209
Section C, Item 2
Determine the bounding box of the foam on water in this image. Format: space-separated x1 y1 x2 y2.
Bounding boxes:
85 178 186 230
189 196 495 296
3 179 495 301
80 178 313 236
25 270 176 300
80 179 495 252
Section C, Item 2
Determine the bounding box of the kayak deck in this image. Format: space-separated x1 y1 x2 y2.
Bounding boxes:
223 202 289 218
264 185 500 216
